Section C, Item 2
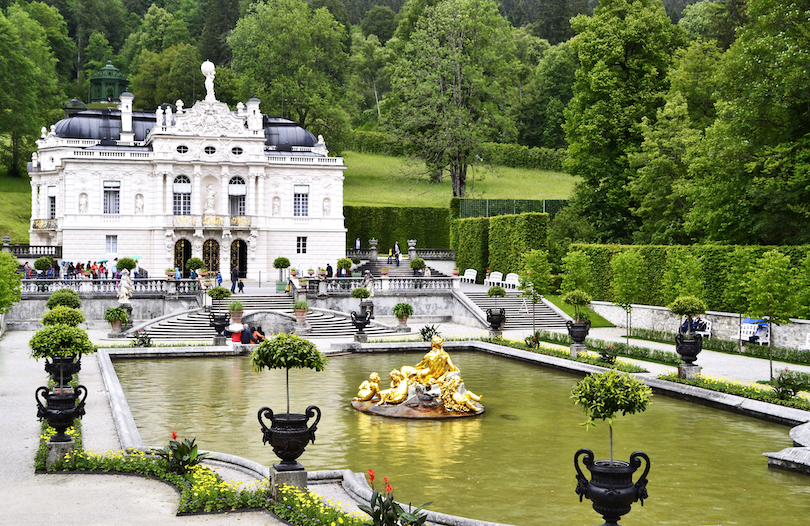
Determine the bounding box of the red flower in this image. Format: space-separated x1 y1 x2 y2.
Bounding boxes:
385 483 393 494
171 430 178 440
367 469 375 484
384 477 389 485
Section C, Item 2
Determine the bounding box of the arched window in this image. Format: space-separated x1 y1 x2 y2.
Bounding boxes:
173 175 191 215
229 176 246 217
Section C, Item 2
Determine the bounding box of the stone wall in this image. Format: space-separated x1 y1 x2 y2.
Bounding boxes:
591 301 810 349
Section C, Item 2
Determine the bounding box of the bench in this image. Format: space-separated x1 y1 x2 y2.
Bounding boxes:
484 271 503 287
461 268 477 284
740 323 770 346
694 319 712 340
503 273 521 289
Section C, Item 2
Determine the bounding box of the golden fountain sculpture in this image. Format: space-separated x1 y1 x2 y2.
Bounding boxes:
351 336 483 418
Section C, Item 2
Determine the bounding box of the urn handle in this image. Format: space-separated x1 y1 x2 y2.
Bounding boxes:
257 406 274 435
573 448 594 502
75 385 88 408
630 451 651 505
35 386 49 412
305 405 322 442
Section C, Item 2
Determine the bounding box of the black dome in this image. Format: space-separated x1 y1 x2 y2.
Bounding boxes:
263 117 317 149
53 110 154 142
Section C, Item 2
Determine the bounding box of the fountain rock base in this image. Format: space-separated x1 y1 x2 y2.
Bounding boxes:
352 381 483 419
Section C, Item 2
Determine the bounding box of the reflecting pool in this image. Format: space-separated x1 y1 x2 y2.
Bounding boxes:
114 351 810 525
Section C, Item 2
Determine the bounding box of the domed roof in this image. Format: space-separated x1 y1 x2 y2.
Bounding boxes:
92 61 127 81
263 117 317 149
53 110 154 142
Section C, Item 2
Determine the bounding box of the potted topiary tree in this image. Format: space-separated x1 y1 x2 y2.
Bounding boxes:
668 295 707 365
34 256 55 279
410 257 426 276
351 257 362 277
117 257 137 273
337 257 352 278
392 302 413 327
252 333 327 472
104 307 130 332
186 257 204 273
563 289 593 344
486 286 507 331
29 324 95 387
229 300 244 323
274 257 291 292
41 306 85 327
350 287 373 335
572 369 653 526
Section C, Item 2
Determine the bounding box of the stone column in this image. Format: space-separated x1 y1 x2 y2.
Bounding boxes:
164 174 173 216
31 183 39 219
247 175 257 217
257 175 266 219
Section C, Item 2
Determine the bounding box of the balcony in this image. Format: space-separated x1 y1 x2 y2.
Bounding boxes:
167 215 253 229
31 219 58 230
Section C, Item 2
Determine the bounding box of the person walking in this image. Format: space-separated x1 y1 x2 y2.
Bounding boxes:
231 266 239 293
216 271 223 286
326 263 333 278
394 241 401 267
355 237 361 251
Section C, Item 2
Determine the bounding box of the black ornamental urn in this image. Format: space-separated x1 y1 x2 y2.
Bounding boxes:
209 312 231 336
258 405 321 471
351 310 372 333
566 320 592 344
36 385 88 442
574 448 650 526
486 308 506 331
675 332 702 364
44 356 82 387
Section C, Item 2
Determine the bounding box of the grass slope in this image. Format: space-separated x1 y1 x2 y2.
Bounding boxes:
342 151 578 208
0 170 31 243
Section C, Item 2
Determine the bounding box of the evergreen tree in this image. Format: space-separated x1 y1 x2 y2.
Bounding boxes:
199 0 240 65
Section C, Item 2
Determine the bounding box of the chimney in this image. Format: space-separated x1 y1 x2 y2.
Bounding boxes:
119 92 135 144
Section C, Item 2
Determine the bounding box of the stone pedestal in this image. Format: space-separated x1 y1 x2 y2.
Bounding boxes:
570 343 587 358
679 363 702 380
46 438 74 470
489 330 502 339
270 466 307 498
369 238 378 260
213 335 227 346
354 333 368 343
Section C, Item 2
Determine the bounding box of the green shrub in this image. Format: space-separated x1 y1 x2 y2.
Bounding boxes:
344 206 450 251
668 295 707 318
29 325 95 358
117 257 136 272
420 324 441 342
337 258 353 270
351 257 361 265
155 436 210 475
351 287 371 299
104 307 129 324
487 286 506 297
488 212 549 274
228 300 244 312
409 258 425 270
392 303 413 319
185 257 204 271
273 257 291 269
46 289 81 309
478 142 566 171
207 286 232 300
34 256 55 271
772 367 810 400
41 306 85 327
455 217 490 284
293 300 309 311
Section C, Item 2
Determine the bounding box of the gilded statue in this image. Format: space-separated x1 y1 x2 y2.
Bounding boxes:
414 336 458 384
439 374 482 413
379 369 410 404
353 372 381 401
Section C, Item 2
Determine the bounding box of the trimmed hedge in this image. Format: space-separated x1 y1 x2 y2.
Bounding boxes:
344 206 450 250
488 213 548 274
572 244 810 312
455 217 490 283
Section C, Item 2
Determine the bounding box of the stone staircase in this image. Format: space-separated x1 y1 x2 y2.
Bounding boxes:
354 259 447 278
137 294 398 341
464 291 568 331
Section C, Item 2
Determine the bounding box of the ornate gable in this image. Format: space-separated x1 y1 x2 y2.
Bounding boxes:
173 100 247 138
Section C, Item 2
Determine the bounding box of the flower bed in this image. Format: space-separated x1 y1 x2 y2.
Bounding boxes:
658 373 810 411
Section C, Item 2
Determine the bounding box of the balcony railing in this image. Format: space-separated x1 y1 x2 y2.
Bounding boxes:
415 249 455 260
20 278 200 296
5 245 62 258
168 215 254 229
323 276 455 295
230 215 251 227
31 219 58 230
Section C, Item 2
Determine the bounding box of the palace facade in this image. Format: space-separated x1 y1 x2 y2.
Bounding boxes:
28 62 346 279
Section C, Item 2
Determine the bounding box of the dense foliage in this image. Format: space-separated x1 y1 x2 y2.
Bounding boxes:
344 206 450 251
488 212 548 273
29 324 95 358
41 305 85 327
0 252 21 314
45 288 81 309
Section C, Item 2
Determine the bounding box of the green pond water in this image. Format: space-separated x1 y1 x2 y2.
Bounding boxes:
114 351 810 525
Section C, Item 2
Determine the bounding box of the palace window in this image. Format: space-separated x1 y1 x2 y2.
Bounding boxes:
176 145 189 154
228 176 246 216
231 147 243 156
103 180 120 214
204 146 216 155
297 236 307 254
48 186 56 219
106 235 117 254
293 185 309 217
173 175 191 215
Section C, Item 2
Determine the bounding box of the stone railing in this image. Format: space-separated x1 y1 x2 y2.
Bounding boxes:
323 276 457 295
415 249 455 260
325 277 365 293
346 249 372 259
31 219 58 230
20 278 200 296
4 245 62 258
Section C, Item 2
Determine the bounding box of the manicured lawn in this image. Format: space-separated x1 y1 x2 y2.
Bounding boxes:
545 294 613 327
0 170 31 243
342 151 578 208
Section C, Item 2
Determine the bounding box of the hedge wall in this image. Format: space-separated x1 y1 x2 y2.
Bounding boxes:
572 243 810 311
455 217 490 283
488 213 549 274
344 206 450 250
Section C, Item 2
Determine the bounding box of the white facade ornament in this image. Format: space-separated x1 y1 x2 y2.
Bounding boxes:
78 193 88 214
165 230 176 252
323 197 331 217
41 127 47 139
201 60 216 102
135 194 144 214
193 229 203 252
248 230 258 257
204 184 216 215
313 135 328 156
272 196 281 216
176 99 184 112
174 101 245 136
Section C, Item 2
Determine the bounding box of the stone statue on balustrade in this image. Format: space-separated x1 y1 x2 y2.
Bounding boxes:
117 269 134 304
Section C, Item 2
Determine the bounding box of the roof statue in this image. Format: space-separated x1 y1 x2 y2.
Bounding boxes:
201 60 216 102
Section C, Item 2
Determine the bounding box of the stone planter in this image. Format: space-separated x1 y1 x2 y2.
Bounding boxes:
258 405 321 471
294 309 307 324
230 310 243 324
109 320 122 333
397 316 408 327
574 448 650 526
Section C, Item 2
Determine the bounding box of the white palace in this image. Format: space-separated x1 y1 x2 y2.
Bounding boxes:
27 61 346 279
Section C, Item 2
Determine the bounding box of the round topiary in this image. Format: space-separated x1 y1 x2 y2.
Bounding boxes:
41 305 85 327
34 256 55 272
563 289 593 323
351 257 361 265
409 258 426 270
392 303 414 319
185 257 204 271
46 288 81 309
337 257 352 270
487 286 506 298
29 325 95 359
667 295 706 318
117 257 137 271
351 287 371 299
207 286 232 300
273 257 291 269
